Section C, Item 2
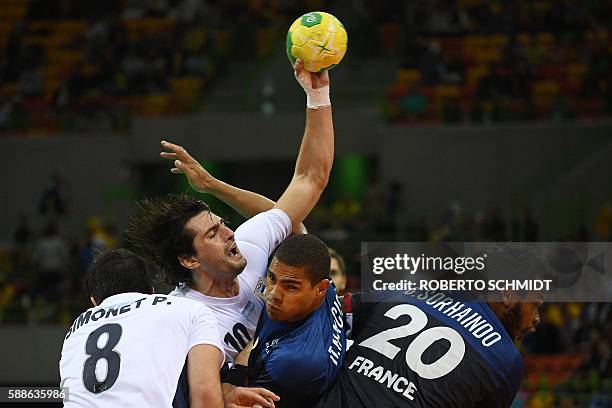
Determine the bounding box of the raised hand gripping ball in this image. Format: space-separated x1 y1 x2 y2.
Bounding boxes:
286 11 348 73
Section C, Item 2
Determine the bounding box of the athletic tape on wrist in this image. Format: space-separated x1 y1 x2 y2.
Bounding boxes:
306 85 331 109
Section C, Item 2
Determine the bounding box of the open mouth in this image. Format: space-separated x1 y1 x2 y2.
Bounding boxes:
227 242 240 258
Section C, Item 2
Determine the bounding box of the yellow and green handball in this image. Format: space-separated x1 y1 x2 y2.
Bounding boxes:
286 11 348 73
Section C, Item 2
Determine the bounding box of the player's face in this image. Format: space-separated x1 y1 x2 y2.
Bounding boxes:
330 257 346 293
265 258 327 322
516 298 542 341
185 211 246 277
500 293 543 342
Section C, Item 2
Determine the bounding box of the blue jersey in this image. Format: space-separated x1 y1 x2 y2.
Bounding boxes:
249 284 346 408
317 290 523 408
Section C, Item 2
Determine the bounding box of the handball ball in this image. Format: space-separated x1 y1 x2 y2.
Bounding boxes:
286 11 348 73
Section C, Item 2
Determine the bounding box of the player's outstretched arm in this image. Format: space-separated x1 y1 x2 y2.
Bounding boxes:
273 59 334 229
160 140 307 234
187 344 224 408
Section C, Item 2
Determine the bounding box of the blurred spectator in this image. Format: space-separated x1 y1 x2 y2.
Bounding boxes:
383 0 612 123
328 247 347 295
38 173 69 218
12 214 31 248
418 41 445 85
481 206 507 241
399 86 427 120
3 0 609 131
171 0 211 23
34 223 70 299
512 208 539 242
523 208 539 242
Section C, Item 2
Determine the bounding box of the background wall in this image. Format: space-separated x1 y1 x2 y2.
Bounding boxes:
0 326 65 384
1 115 610 242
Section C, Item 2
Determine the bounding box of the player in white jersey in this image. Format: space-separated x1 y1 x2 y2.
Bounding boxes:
60 249 279 408
169 208 292 360
126 58 335 363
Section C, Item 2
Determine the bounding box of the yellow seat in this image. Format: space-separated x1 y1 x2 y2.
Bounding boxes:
183 27 207 52
139 93 171 116
170 77 204 109
466 65 489 85
434 85 460 98
567 63 588 79
396 69 420 86
533 80 560 97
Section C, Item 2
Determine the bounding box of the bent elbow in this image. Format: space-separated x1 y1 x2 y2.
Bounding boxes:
296 166 330 192
314 171 330 191
314 158 332 190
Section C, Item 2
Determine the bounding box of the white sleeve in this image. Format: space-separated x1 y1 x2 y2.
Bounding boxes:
188 304 226 368
234 209 292 258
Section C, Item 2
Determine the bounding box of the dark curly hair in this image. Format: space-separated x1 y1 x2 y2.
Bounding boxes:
482 242 549 299
125 194 210 286
83 248 154 303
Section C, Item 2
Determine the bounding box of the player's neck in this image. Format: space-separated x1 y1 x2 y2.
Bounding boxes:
191 274 240 298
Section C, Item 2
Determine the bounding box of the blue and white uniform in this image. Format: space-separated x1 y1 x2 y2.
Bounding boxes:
171 209 291 408
248 284 346 408
317 290 523 408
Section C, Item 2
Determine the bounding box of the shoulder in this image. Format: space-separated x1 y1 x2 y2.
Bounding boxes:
479 335 523 394
235 209 291 243
182 300 220 335
186 298 216 318
239 209 290 229
505 350 524 392
165 292 216 317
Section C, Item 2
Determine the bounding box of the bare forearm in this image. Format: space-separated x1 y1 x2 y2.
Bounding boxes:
190 391 223 408
272 64 334 229
208 179 307 234
272 107 334 228
208 179 275 219
294 106 334 188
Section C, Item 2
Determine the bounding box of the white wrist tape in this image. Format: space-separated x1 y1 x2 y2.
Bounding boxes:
306 85 331 109
295 68 331 109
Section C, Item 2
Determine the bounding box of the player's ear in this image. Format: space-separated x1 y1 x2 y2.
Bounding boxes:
501 290 512 308
317 278 330 296
90 296 98 306
179 254 199 270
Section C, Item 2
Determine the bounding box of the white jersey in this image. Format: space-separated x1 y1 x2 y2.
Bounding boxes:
60 293 224 408
170 209 291 361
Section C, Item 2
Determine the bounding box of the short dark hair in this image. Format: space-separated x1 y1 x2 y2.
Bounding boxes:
125 194 210 286
83 249 154 303
483 242 548 299
328 247 346 276
273 234 330 286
